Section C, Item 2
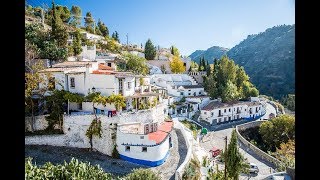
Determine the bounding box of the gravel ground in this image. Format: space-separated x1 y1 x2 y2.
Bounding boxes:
25 128 188 180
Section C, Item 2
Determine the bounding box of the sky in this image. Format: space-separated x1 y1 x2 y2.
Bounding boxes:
27 0 295 56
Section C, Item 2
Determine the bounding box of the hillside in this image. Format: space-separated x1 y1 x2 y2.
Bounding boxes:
227 24 295 99
188 46 229 64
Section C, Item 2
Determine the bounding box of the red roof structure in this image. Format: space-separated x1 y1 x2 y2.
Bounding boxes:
148 121 173 144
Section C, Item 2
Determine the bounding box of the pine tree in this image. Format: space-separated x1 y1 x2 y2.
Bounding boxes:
206 60 211 76
72 30 82 56
224 129 249 179
69 5 82 27
144 39 156 60
84 12 94 33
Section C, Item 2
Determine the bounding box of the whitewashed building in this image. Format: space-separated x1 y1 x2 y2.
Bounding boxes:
200 99 264 125
117 120 173 166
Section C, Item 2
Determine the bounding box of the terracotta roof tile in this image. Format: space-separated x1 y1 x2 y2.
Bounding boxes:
148 121 173 144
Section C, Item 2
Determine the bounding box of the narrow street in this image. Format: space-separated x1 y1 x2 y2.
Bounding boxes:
200 127 275 180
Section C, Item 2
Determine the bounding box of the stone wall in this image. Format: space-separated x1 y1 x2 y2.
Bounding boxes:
25 103 166 157
236 121 283 168
25 115 49 132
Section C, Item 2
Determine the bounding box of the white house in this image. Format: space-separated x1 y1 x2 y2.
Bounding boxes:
117 120 173 166
200 99 264 125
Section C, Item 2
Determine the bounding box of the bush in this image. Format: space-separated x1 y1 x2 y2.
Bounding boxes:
25 157 113 179
125 168 161 180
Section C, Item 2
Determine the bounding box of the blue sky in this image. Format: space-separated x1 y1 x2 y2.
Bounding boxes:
27 0 295 56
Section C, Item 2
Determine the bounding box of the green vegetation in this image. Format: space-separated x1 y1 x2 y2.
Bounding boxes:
112 145 120 159
204 55 259 102
259 115 295 152
223 129 249 179
182 158 201 180
111 31 120 43
281 94 295 111
144 39 156 60
170 45 180 56
84 12 95 33
181 120 201 139
239 115 295 170
123 53 149 75
25 157 114 180
227 25 295 99
69 5 82 27
86 117 102 151
125 168 161 180
71 29 83 56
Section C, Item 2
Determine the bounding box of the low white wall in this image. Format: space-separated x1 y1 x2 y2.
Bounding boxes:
25 115 49 132
173 119 194 180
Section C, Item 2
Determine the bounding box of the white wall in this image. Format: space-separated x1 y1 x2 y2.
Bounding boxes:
79 45 96 60
88 74 116 96
117 130 170 161
67 73 86 95
25 115 49 132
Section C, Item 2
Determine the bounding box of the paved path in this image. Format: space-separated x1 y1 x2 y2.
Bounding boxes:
25 128 188 180
261 102 277 120
200 128 275 180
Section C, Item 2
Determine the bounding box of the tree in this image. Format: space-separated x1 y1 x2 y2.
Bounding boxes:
105 37 121 53
160 64 166 74
170 56 185 73
281 94 295 111
51 3 68 48
144 39 156 60
40 40 68 63
123 53 149 75
206 60 211 76
69 5 82 27
170 45 180 56
224 129 249 179
259 114 295 151
97 19 109 37
109 94 126 111
221 80 239 102
57 6 71 23
272 140 295 170
84 12 94 33
72 30 82 56
125 169 161 180
111 31 120 42
182 158 201 180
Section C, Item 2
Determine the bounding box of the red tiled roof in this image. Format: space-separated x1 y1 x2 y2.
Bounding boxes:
98 63 114 70
148 121 173 144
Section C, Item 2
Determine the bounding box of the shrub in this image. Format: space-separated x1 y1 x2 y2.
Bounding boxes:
125 168 161 180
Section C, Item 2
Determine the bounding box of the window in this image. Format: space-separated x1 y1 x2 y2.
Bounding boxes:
142 147 147 152
224 109 226 113
211 112 214 116
48 77 55 90
229 108 231 112
188 89 191 91
224 117 227 121
101 110 104 114
150 124 154 133
183 63 186 66
188 93 191 95
70 77 75 88
204 112 207 115
154 123 158 131
234 108 235 111
140 136 144 139
125 146 130 152
78 103 82 110
180 92 184 96
199 92 201 95
119 79 123 92
145 124 149 134
128 82 132 89
107 63 112 67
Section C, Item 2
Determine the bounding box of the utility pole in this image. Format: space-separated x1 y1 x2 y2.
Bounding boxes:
41 4 44 27
224 136 228 180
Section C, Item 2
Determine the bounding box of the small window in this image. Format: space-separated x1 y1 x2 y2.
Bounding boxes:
78 103 82 110
183 63 186 66
188 93 191 95
211 112 214 116
188 89 191 91
199 92 201 95
128 82 132 89
70 77 75 88
229 108 231 112
204 112 207 115
234 108 235 111
140 136 144 139
142 147 147 152
107 62 112 67
101 110 104 114
180 92 184 96
145 125 149 134
125 146 130 152
224 109 226 113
